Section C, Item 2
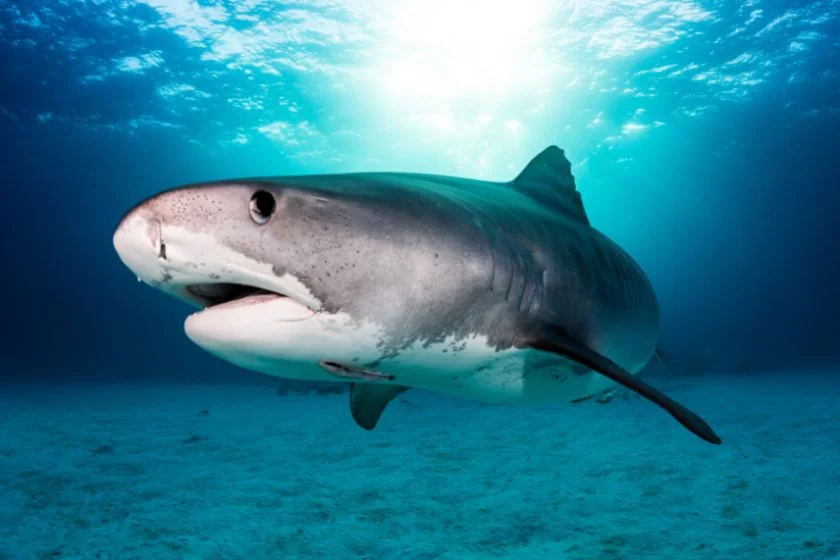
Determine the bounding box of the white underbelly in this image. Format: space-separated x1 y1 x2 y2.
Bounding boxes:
187 304 645 404
383 346 622 404
247 334 626 405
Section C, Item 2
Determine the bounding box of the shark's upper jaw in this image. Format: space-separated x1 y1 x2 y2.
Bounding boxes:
112 207 320 314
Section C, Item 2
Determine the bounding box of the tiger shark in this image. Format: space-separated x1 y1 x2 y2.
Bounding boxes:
112 145 721 444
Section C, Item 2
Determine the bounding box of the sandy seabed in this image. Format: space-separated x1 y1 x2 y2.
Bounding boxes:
0 370 837 560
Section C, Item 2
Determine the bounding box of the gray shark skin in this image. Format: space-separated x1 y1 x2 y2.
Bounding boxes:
113 146 721 444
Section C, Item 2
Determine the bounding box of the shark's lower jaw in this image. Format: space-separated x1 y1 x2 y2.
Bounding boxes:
183 292 322 379
112 209 327 373
183 282 316 328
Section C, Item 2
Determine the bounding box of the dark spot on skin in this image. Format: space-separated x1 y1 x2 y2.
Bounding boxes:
158 241 167 260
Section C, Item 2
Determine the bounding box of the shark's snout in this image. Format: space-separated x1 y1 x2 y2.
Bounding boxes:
113 208 166 287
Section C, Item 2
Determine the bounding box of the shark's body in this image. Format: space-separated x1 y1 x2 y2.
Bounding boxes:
113 146 720 444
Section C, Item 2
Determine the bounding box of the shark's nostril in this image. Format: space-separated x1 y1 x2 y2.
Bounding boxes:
150 219 166 260
113 211 169 289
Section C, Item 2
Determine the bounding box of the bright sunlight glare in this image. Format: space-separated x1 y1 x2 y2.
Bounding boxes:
376 0 559 104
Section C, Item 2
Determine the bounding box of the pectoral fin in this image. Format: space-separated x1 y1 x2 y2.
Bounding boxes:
349 383 410 430
528 326 721 445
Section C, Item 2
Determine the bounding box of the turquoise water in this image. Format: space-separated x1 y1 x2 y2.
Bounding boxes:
2 372 838 559
2 1 839 559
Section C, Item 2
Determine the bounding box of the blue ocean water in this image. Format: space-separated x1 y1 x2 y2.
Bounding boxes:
1 1 839 559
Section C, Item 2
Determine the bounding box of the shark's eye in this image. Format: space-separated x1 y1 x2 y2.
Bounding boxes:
249 191 276 225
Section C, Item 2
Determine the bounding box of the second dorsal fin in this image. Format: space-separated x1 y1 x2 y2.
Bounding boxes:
513 145 590 225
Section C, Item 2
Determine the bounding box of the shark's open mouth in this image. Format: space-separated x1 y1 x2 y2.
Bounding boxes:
184 283 289 309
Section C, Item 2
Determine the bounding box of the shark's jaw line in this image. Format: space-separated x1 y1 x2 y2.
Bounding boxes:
113 213 322 318
176 273 318 314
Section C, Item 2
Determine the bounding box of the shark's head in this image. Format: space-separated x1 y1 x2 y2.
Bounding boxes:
113 178 489 379
112 182 390 377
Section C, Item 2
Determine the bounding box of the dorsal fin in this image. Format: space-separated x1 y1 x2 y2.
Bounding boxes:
513 145 590 225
